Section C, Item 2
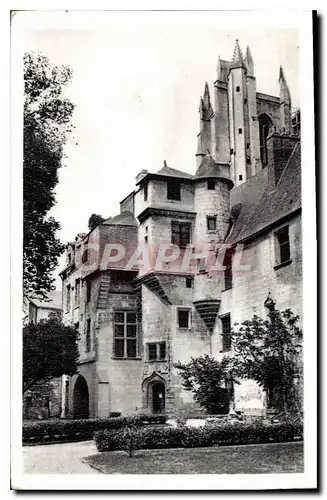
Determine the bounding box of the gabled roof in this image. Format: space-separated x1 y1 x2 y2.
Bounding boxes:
227 142 301 244
103 211 137 227
155 163 194 180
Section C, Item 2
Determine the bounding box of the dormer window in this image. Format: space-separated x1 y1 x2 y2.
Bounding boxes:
167 180 181 201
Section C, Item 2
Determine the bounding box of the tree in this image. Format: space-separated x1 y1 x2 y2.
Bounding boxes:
88 214 105 231
24 52 75 300
23 313 79 394
230 308 303 414
174 355 231 414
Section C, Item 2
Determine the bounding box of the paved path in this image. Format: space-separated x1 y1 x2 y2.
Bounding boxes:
24 440 101 474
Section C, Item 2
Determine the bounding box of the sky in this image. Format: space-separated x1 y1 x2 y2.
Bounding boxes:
18 11 300 289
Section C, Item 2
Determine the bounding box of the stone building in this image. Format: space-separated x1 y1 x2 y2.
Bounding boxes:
60 40 301 419
23 291 63 419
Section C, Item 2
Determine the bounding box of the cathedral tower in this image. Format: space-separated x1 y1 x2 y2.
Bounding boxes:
196 39 291 186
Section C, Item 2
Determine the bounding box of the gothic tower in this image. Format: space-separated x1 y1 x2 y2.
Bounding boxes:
196 39 292 186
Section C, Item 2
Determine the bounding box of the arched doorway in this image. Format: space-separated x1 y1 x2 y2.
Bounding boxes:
73 375 89 419
151 382 165 414
258 114 273 168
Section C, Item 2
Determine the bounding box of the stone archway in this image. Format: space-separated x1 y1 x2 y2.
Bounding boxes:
73 375 89 419
142 372 166 414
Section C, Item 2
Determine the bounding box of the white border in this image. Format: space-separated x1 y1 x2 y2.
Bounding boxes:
10 6 317 491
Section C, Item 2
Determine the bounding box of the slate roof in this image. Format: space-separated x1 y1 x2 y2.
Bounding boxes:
195 155 233 187
155 164 194 180
227 142 301 244
103 211 137 226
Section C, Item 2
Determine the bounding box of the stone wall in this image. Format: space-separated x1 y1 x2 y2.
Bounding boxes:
213 212 302 411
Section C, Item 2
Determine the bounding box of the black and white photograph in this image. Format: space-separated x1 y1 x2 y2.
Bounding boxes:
10 6 317 491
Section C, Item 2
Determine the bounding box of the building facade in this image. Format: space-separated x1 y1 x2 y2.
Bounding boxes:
60 40 302 419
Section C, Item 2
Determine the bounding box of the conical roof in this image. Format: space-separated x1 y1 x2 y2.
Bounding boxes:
195 155 233 188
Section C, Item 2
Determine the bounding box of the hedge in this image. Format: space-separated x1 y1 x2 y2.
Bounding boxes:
94 421 303 453
23 414 167 445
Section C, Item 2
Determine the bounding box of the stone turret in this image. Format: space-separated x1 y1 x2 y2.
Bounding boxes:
192 154 233 333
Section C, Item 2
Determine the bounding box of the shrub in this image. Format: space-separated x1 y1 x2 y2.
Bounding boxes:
94 421 303 453
23 414 167 445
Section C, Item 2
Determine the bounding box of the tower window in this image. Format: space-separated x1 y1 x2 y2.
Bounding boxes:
171 221 191 248
274 226 291 266
144 183 148 202
220 314 231 352
207 216 217 231
167 180 181 201
178 309 191 329
113 311 137 358
258 114 273 167
246 143 250 149
236 86 240 92
144 235 148 244
238 128 242 134
238 175 243 181
186 277 193 288
207 180 215 190
244 98 247 104
230 148 234 155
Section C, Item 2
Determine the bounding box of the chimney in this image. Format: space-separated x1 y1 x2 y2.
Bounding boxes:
266 132 299 188
135 169 148 184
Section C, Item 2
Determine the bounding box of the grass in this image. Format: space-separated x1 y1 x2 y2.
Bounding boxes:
84 441 303 474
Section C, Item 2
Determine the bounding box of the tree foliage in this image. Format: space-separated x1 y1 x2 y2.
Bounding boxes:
24 52 75 299
88 213 105 231
23 312 79 393
230 308 303 414
174 354 231 414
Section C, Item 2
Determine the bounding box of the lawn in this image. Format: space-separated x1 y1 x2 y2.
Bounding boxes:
84 441 303 474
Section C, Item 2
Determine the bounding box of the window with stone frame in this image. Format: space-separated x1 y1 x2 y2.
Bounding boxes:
207 216 217 231
171 221 191 248
167 179 181 200
144 183 148 201
86 318 91 352
113 311 138 358
274 225 291 266
220 314 231 352
147 342 166 361
177 308 191 329
75 278 80 306
223 248 234 290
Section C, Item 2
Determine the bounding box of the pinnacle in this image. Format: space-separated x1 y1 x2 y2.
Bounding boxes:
279 65 285 80
232 38 245 65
